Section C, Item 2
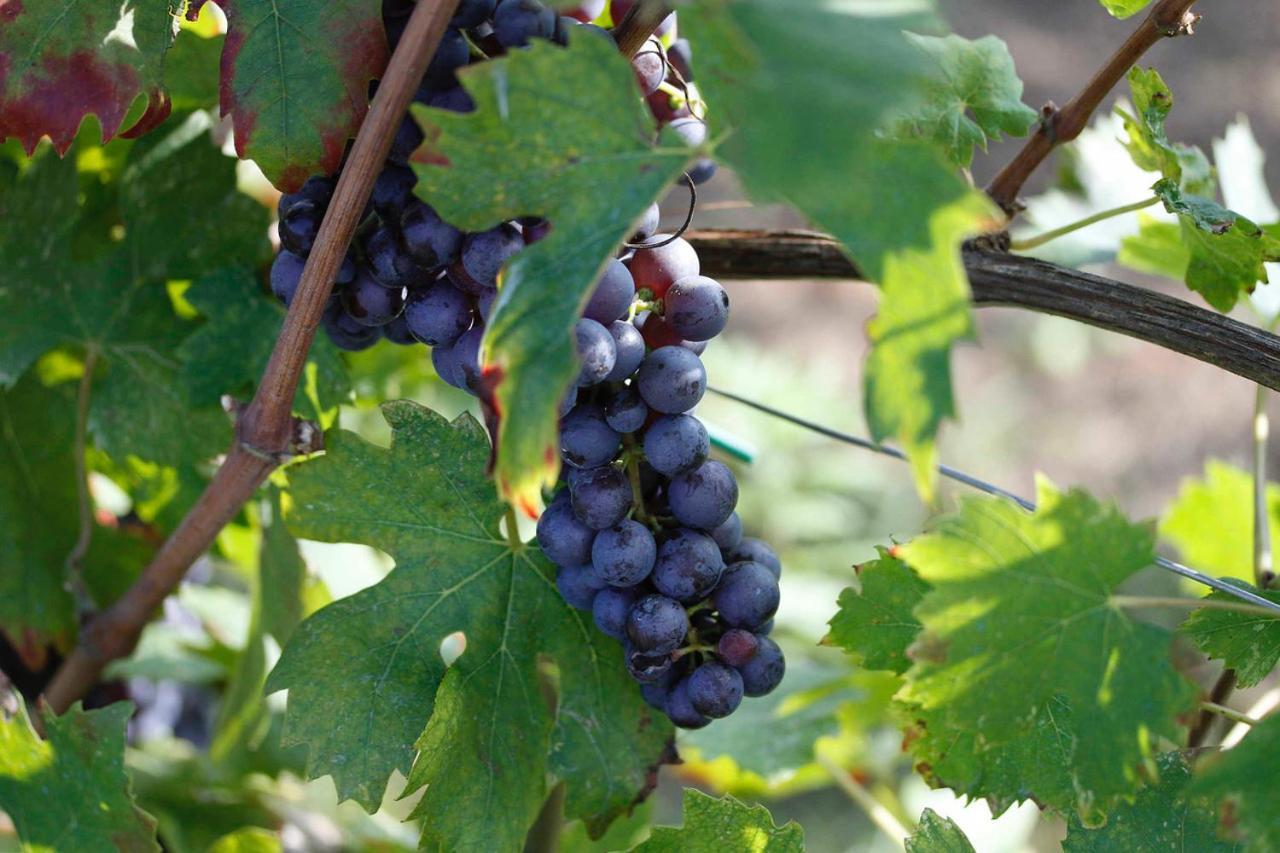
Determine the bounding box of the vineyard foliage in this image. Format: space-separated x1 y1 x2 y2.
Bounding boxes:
1 0 1279 850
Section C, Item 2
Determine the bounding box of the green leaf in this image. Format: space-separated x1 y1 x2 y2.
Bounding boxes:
207 827 283 853
216 0 388 190
1161 461 1280 585
906 809 975 853
266 401 672 849
1118 67 1183 184
826 547 928 675
179 268 350 425
0 699 159 852
1065 751 1241 852
0 373 78 646
897 479 1196 817
1117 215 1190 280
1181 582 1280 688
680 0 996 499
1098 0 1153 18
411 34 689 512
0 0 177 154
1191 713 1280 851
893 34 1037 168
631 790 803 852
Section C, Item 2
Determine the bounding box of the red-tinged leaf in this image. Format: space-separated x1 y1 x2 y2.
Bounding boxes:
0 0 178 153
216 0 388 190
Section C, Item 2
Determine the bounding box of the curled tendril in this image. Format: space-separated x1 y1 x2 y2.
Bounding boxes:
624 172 697 250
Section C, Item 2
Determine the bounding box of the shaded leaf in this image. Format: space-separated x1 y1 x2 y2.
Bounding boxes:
897 479 1196 817
1181 582 1280 688
267 401 671 850
1064 752 1241 852
1191 713 1280 851
906 808 975 853
631 789 803 852
411 34 689 512
826 547 928 675
217 0 388 190
0 699 159 852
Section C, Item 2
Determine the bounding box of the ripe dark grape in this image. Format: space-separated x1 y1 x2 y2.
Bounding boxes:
423 28 470 90
625 594 688 654
731 537 781 578
604 320 645 382
640 679 672 711
401 203 463 270
667 117 718 185
711 512 743 552
279 199 321 256
643 414 708 476
591 520 656 587
270 250 306 306
403 278 473 347
536 493 596 567
343 271 406 326
569 465 632 530
627 235 699 298
583 258 635 324
422 85 475 114
737 635 785 697
556 563 604 610
432 343 465 389
560 403 621 469
687 661 743 718
668 38 693 81
450 326 486 390
604 386 648 433
364 225 419 289
382 314 418 345
592 586 637 640
716 628 758 667
388 113 426 164
636 346 706 414
632 39 666 96
713 561 780 630
636 311 707 354
631 202 660 244
651 528 724 603
371 163 417 217
452 0 497 29
575 318 617 386
626 647 673 683
664 678 710 729
665 275 728 341
279 175 334 215
321 301 380 351
453 224 523 292
668 459 738 529
493 0 556 47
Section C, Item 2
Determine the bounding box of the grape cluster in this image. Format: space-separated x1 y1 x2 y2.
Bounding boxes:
269 0 712 362
536 230 786 730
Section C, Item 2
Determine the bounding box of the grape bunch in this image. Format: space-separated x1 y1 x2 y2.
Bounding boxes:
534 232 786 730
269 0 713 362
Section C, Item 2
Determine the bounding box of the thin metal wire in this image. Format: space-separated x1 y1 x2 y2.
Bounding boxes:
706 385 1280 615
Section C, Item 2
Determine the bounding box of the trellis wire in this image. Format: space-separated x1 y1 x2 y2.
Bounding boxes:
706 385 1280 615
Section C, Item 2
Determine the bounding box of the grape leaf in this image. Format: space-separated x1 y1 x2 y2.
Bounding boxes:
0 114 268 468
896 479 1197 817
893 34 1037 168
1181 582 1280 688
410 34 690 513
681 0 997 498
208 827 283 853
1213 117 1280 322
214 0 388 190
0 0 177 154
906 809 975 853
1117 215 1189 280
631 789 803 852
0 373 78 646
0 699 159 852
179 267 350 425
1118 67 1210 191
1161 461 1280 585
1190 713 1280 851
825 547 928 675
266 401 672 849
1064 752 1241 852
1099 0 1152 16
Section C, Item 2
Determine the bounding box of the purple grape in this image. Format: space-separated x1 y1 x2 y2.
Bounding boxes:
636 346 706 414
710 512 743 552
270 250 306 306
640 679 672 711
664 678 710 729
388 113 426 163
626 646 673 683
557 563 604 610
279 199 321 256
667 118 718 185
401 203 462 269
575 318 617 386
321 301 380 351
569 465 632 530
668 38 693 81
731 537 781 578
737 634 785 697
432 342 466 389
364 225 420 289
342 270 406 326
716 628 758 667
687 661 743 718
642 414 708 476
668 460 738 530
403 278 473 347
626 594 688 654
664 275 728 341
631 202 660 244
451 325 485 390
371 163 417 217
422 85 475 113
713 561 779 630
452 0 497 29
422 28 469 90
604 320 645 382
604 387 648 433
583 258 635 324
592 586 637 640
560 403 621 469
493 0 556 46
592 519 656 587
382 314 418 345
475 287 497 321
536 492 596 567
651 528 724 603
453 224 524 292
278 175 334 217
631 39 666 96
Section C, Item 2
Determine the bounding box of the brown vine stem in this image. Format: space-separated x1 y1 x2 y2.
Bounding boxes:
985 0 1201 215
40 0 460 717
1188 668 1237 748
613 0 672 58
684 228 1280 395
